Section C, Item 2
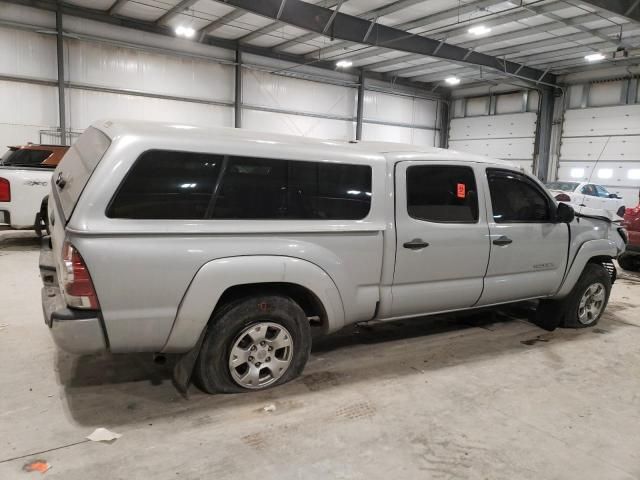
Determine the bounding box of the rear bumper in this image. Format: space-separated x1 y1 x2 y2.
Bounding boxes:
0 209 9 224
40 236 107 354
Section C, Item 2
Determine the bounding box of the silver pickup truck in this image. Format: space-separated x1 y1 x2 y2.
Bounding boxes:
40 120 627 393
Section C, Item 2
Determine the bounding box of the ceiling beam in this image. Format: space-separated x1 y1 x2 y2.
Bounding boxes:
238 0 341 44
155 0 199 25
2 0 442 94
271 0 427 52
108 0 128 16
213 0 557 86
307 0 507 61
198 9 246 37
568 0 640 24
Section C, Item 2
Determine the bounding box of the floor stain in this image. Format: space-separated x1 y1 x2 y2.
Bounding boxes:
302 371 344 392
335 401 376 420
592 328 610 334
241 432 267 450
521 334 553 346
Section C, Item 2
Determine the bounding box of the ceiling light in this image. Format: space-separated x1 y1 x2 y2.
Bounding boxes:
585 52 605 62
336 60 353 68
445 76 461 85
175 25 195 38
628 169 640 180
468 25 492 36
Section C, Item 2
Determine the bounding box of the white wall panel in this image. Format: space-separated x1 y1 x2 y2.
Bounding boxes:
243 69 356 118
465 97 489 116
242 109 353 140
0 80 58 147
560 136 640 162
562 105 640 136
364 91 437 127
450 113 537 140
66 40 234 102
0 29 57 80
66 89 233 130
588 81 623 107
496 92 525 114
362 123 436 146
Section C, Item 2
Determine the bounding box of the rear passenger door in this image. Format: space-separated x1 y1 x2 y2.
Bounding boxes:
392 162 491 317
478 168 568 306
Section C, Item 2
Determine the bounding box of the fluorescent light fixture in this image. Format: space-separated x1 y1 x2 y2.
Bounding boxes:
468 25 492 35
570 168 585 178
336 60 353 68
445 76 461 85
175 25 195 38
585 52 605 62
628 169 640 180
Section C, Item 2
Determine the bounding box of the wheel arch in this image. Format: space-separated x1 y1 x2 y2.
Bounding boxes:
161 255 345 353
554 239 617 299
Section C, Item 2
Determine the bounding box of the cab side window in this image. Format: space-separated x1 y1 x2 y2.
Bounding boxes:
406 165 478 223
487 169 551 223
581 184 598 197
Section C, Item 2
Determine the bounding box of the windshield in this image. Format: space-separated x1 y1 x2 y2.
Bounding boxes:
545 181 579 192
1 148 17 165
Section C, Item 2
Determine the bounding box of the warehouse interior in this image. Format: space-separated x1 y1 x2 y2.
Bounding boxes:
0 0 639 478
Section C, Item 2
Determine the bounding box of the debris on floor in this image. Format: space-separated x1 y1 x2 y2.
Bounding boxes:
262 404 276 413
22 460 51 474
0 323 8 331
87 427 122 443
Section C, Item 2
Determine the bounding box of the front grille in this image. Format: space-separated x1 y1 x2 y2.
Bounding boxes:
603 261 617 284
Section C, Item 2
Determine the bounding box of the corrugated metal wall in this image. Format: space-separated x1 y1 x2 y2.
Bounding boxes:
555 80 640 207
0 4 441 148
449 90 540 174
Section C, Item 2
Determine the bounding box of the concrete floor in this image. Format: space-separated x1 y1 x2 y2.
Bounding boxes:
1 229 640 479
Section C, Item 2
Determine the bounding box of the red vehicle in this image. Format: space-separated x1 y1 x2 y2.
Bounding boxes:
618 192 640 272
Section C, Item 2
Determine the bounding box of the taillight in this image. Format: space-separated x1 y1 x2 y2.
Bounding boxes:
555 193 571 202
61 241 99 309
0 177 10 202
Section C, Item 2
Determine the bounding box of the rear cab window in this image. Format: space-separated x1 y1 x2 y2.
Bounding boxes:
1 149 52 167
55 127 111 221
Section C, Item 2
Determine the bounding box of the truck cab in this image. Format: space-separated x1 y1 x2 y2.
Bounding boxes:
40 120 627 393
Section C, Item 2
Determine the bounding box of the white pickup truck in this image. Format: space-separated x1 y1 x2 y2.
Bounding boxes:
40 121 627 394
1 144 67 232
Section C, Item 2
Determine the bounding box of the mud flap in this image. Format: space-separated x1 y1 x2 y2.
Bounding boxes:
533 300 564 332
171 325 208 397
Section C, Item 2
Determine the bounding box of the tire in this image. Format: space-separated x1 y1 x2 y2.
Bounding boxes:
560 263 612 329
618 253 640 272
194 295 311 394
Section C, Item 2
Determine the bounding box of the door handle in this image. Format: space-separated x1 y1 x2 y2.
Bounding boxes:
492 235 513 246
403 238 429 250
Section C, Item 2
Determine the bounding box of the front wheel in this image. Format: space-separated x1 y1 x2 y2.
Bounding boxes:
194 295 311 394
560 263 612 328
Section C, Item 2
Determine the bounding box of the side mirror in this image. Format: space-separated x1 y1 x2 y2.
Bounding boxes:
609 193 619 199
555 202 575 223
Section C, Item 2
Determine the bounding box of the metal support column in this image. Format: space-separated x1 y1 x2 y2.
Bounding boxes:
534 87 555 182
355 69 365 141
439 99 450 149
56 2 67 145
234 46 242 128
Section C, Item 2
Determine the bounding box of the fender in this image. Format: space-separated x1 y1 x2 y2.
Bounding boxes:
161 255 345 353
553 239 617 299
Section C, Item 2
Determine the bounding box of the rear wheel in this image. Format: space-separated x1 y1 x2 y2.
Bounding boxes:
194 295 311 394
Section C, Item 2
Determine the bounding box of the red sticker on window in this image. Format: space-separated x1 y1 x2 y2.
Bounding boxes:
457 183 466 199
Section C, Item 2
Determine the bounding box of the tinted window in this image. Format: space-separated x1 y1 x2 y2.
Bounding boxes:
596 185 610 198
581 184 598 196
407 166 478 223
109 153 371 220
487 169 551 223
108 150 222 219
2 149 52 167
213 157 371 220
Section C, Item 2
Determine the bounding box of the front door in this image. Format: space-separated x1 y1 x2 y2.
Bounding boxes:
391 162 491 317
478 168 569 306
